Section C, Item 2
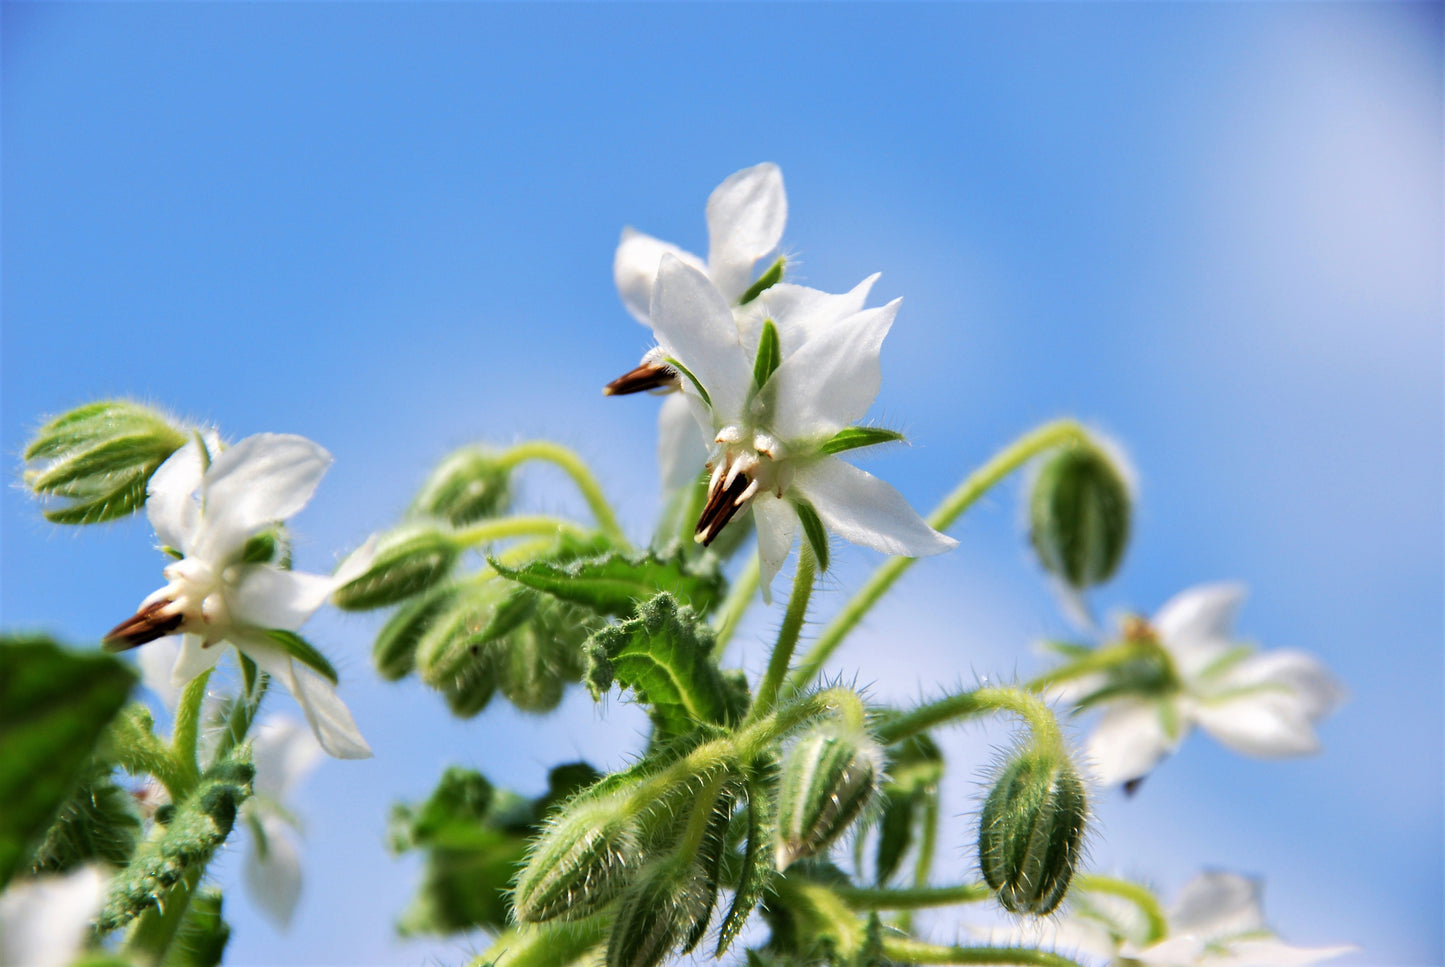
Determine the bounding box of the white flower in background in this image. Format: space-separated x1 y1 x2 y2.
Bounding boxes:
607 163 788 491
241 717 323 930
104 433 372 760
0 866 106 967
1074 584 1344 787
981 872 1352 967
649 255 955 597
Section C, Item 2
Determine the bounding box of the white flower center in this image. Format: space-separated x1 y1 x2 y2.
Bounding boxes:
156 557 233 639
695 425 794 545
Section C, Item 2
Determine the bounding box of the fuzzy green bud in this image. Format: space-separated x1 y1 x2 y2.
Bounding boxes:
1029 443 1132 590
372 585 463 681
23 400 189 525
775 726 882 870
978 748 1087 916
513 795 641 923
333 523 462 611
606 860 713 967
411 446 512 526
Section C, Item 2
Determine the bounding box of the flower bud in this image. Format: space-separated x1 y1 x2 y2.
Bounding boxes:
606 859 712 967
978 748 1087 916
513 795 641 923
372 585 462 681
410 446 512 526
23 400 189 525
333 523 462 611
1029 443 1131 590
775 726 882 870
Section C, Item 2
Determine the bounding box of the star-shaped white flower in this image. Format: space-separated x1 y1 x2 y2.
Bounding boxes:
608 163 789 491
648 255 956 597
104 433 371 759
1074 584 1344 787
242 716 323 930
979 871 1352 967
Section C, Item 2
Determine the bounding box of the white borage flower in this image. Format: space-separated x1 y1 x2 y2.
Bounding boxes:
648 254 956 599
0 866 107 967
104 433 372 759
607 163 789 491
1063 583 1344 788
977 871 1353 967
241 716 323 930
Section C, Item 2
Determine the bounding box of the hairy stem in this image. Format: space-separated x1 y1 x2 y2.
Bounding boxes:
747 543 817 725
452 514 589 548
837 881 991 910
495 441 626 542
882 938 1084 967
1076 873 1168 944
789 419 1088 689
877 686 1065 757
711 553 761 659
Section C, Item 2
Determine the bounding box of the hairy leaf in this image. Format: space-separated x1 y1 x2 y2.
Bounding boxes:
491 548 724 620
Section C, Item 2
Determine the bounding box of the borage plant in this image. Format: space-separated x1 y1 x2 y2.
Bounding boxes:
4 164 1353 967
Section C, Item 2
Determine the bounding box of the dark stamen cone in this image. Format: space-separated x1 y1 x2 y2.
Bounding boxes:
604 362 679 396
103 599 184 652
694 473 752 546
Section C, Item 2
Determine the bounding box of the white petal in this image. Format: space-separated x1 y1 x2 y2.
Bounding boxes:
332 533 380 589
1169 871 1267 938
241 640 372 760
229 566 335 632
136 636 182 711
743 274 880 351
0 866 106 967
790 458 956 559
765 300 900 443
1086 698 1180 786
705 163 787 303
193 434 332 562
657 393 709 491
1154 583 1247 647
1209 939 1357 966
753 494 798 607
170 633 226 689
147 437 207 553
613 227 704 325
1190 691 1321 758
1124 934 1207 966
650 255 751 423
1217 650 1345 720
251 716 322 799
244 810 304 930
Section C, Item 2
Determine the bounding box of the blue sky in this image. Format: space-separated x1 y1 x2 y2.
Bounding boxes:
3 3 1440 965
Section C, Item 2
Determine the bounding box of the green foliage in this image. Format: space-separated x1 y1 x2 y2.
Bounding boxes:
819 427 906 456
98 757 255 931
753 320 784 390
163 889 231 967
0 636 136 888
737 256 786 306
257 630 338 684
792 499 831 572
585 593 736 741
23 400 189 524
718 761 780 956
872 734 943 885
409 446 512 526
490 547 726 619
29 763 142 875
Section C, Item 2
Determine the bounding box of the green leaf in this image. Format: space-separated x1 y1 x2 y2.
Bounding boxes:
791 498 830 572
717 763 778 955
257 630 339 685
664 356 712 408
584 593 732 742
163 889 230 967
752 319 783 390
489 548 725 619
736 256 786 306
0 637 136 889
29 763 142 875
820 426 906 456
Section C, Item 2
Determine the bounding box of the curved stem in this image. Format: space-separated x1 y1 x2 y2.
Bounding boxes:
877 686 1065 756
883 938 1084 967
711 554 761 658
789 419 1088 690
171 668 212 792
495 441 626 543
452 515 588 548
897 788 941 932
1025 641 1153 693
746 544 816 725
1076 873 1168 944
837 881 991 910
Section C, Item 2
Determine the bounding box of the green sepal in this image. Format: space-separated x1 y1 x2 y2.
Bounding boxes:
489 548 725 619
584 593 734 741
98 756 255 931
410 446 512 526
752 319 783 391
819 426 906 456
332 523 461 611
240 529 283 565
717 762 779 956
873 734 943 884
736 256 786 307
791 498 830 572
257 630 339 685
163 888 230 967
664 357 712 408
775 726 881 870
0 637 136 889
23 401 188 525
